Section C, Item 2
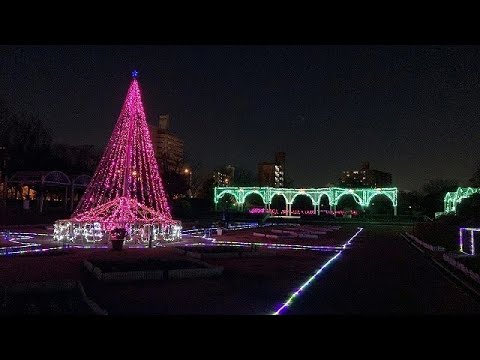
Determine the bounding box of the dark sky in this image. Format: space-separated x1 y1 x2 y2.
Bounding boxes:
1 45 480 190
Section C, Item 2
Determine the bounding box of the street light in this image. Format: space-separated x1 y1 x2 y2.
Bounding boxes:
183 168 192 197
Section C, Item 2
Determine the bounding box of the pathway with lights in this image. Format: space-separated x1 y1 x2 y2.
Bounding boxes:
277 225 480 314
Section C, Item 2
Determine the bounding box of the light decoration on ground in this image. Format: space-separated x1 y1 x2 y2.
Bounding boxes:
248 207 358 216
215 187 398 215
272 227 363 315
54 72 182 245
212 240 343 251
0 231 63 256
1 223 264 256
443 187 480 215
459 227 480 255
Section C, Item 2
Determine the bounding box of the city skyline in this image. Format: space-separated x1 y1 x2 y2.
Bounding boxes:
1 45 480 190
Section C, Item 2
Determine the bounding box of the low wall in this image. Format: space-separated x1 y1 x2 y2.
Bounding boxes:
2 279 107 315
405 233 445 252
443 253 480 285
84 259 224 282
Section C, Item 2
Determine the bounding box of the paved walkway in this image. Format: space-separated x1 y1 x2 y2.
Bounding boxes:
285 225 480 314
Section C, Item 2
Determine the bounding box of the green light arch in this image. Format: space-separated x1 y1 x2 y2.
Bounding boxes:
291 192 316 206
214 186 398 215
243 190 267 205
333 190 364 206
443 187 480 214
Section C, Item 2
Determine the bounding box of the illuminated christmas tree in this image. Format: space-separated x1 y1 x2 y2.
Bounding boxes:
54 72 182 244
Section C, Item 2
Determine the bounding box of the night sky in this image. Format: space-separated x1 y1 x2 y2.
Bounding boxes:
1 45 480 190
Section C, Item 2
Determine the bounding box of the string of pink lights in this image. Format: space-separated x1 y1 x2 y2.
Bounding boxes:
72 75 172 226
248 208 358 216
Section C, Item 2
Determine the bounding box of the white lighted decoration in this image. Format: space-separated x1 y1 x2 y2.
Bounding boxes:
459 227 480 255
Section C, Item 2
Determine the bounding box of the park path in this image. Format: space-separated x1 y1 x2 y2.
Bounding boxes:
285 225 480 314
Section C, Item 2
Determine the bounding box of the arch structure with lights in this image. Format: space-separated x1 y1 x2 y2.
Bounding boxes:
214 186 398 216
443 187 480 215
7 171 91 213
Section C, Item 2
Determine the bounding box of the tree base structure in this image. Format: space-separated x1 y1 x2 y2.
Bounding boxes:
54 219 182 245
54 197 182 245
110 239 125 251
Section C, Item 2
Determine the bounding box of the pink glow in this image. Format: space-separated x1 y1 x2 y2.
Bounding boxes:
248 207 358 216
72 78 172 226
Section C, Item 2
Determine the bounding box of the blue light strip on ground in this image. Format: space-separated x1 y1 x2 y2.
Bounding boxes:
212 240 344 251
180 241 341 252
272 227 363 315
0 222 308 255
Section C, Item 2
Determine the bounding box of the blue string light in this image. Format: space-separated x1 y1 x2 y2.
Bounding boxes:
272 227 363 315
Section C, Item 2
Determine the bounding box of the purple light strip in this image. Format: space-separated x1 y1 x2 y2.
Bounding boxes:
272 227 363 315
472 229 475 256
213 240 344 251
0 222 266 256
459 228 463 253
0 232 44 253
182 242 340 253
459 227 480 255
1 246 64 256
1 231 49 237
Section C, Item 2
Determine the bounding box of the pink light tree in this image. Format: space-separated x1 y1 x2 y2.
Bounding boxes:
54 72 182 244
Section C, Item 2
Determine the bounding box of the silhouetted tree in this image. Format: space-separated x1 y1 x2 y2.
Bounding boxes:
162 169 190 200
0 103 53 174
397 190 423 216
50 144 100 174
244 193 264 209
197 176 215 200
457 193 480 221
421 178 459 217
469 165 480 187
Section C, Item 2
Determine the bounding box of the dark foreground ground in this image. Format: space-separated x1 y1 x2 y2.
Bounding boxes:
2 224 480 315
0 225 354 315
285 225 480 314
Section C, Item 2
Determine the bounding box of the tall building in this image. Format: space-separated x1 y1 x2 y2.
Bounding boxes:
258 152 285 187
149 114 184 174
339 161 392 188
274 151 285 187
213 165 235 187
258 163 275 187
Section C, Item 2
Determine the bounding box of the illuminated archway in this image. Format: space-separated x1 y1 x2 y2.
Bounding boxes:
243 191 266 205
366 193 395 215
334 192 363 206
319 193 331 214
214 186 398 216
215 190 240 204
335 193 364 214
443 187 480 214
244 191 265 211
291 193 315 215
217 193 237 211
270 194 287 216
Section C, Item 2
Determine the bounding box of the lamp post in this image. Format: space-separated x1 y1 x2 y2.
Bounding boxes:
184 168 192 197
